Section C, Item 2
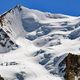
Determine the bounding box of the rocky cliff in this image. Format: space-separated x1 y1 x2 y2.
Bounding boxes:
65 53 80 80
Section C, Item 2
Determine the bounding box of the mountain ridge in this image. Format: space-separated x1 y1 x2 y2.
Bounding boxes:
0 4 77 18
0 5 80 80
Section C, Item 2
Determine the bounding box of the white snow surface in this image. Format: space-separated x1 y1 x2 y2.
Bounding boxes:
0 37 62 80
0 5 80 80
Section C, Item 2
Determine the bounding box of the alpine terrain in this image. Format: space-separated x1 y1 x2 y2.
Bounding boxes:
0 5 80 80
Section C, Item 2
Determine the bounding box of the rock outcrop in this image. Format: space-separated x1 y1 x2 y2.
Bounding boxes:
65 53 80 80
0 75 4 80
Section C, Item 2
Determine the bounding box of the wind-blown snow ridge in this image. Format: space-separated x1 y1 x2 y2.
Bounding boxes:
0 5 80 80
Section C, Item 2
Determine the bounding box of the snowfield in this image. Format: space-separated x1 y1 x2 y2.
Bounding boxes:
0 5 80 80
0 37 62 80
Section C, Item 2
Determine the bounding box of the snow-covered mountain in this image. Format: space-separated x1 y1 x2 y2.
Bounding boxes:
0 5 80 80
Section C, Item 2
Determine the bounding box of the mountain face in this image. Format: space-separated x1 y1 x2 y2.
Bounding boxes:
0 28 18 53
0 5 80 80
0 19 18 53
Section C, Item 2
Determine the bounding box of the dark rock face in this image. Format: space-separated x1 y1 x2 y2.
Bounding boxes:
0 27 18 53
0 28 18 53
0 75 4 80
65 53 80 80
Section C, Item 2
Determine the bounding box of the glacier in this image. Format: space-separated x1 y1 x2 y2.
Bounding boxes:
0 5 80 80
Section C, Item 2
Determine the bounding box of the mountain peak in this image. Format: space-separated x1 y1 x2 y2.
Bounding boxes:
0 3 80 80
14 4 23 10
0 4 23 18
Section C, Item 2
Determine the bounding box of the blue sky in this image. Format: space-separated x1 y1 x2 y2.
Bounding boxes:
0 0 80 16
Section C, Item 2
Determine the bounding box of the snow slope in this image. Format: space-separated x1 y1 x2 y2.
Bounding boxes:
0 37 62 80
0 5 80 80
